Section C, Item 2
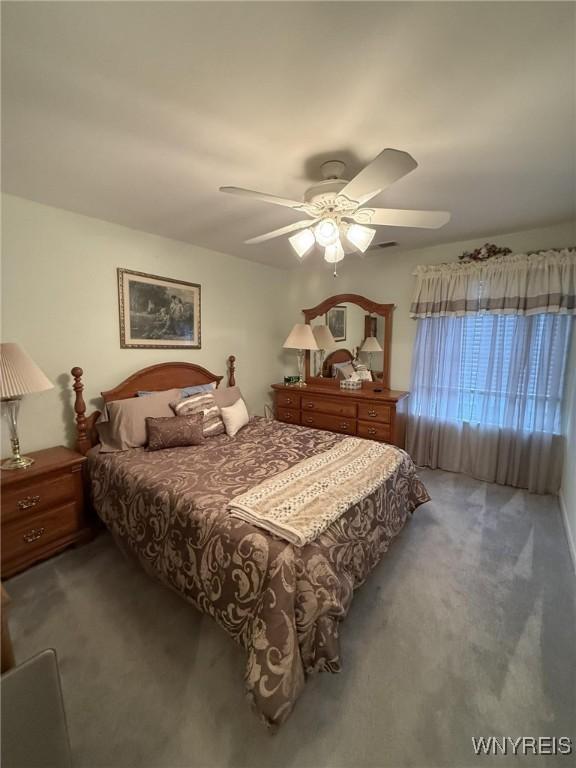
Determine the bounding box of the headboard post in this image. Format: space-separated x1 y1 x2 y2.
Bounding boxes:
227 355 236 387
71 367 91 455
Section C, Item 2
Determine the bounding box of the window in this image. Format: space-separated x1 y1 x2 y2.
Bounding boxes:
409 313 572 435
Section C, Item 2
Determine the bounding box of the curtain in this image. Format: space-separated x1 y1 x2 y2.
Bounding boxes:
407 313 572 493
411 249 576 318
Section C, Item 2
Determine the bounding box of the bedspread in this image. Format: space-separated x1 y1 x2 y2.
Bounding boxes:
88 417 430 727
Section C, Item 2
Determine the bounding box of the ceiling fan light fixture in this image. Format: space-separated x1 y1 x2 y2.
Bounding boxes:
315 218 339 247
346 223 376 253
288 228 315 258
324 239 344 264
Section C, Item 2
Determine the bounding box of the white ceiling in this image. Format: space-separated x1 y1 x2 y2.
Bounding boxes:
2 2 575 269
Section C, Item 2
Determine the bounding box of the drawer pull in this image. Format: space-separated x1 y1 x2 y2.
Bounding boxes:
367 409 377 418
18 495 40 510
23 526 45 544
304 417 314 425
285 398 292 405
368 427 377 435
304 402 314 409
340 422 349 430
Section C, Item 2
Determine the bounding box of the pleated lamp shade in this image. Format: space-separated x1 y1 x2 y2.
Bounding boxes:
283 324 319 351
1 343 54 399
312 324 336 351
361 336 383 353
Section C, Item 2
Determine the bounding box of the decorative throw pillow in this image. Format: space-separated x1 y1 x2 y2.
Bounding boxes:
146 413 204 451
212 385 243 411
172 391 225 437
220 398 250 437
97 388 180 452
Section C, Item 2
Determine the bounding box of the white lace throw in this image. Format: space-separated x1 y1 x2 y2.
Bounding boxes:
410 248 576 318
228 437 403 546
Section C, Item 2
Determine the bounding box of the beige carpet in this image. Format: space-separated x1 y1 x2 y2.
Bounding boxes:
5 469 575 768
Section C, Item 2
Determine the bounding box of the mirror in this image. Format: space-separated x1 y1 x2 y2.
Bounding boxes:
303 294 394 389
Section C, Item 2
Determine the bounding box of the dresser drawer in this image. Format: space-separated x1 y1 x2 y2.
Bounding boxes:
275 390 301 409
276 407 300 425
1 501 81 562
301 396 357 419
301 412 356 436
1 471 77 523
358 403 392 423
358 420 391 442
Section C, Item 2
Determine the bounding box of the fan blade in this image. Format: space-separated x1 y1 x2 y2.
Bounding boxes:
350 208 450 229
220 186 308 211
245 219 316 245
338 149 418 202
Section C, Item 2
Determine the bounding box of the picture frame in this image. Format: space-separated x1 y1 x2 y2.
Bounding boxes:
118 268 201 349
326 305 347 342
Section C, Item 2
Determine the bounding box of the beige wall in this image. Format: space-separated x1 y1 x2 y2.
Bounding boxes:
560 329 576 571
284 220 576 390
1 194 287 456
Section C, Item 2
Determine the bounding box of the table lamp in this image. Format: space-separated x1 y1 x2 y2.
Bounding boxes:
312 324 336 377
1 343 54 470
283 324 319 387
360 335 383 376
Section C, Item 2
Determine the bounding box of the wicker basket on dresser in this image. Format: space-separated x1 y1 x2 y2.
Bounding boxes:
271 383 409 448
1 446 92 578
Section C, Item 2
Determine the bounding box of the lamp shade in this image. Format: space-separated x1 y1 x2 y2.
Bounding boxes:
312 324 335 350
361 336 383 353
346 224 376 253
1 343 54 399
283 324 319 351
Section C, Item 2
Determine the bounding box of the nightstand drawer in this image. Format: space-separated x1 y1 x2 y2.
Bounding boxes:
358 420 391 442
301 412 356 435
1 471 77 523
275 391 301 409
276 407 300 425
301 396 357 418
358 403 391 423
1 501 81 562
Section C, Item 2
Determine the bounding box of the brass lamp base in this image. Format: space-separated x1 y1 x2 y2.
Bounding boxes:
1 455 34 471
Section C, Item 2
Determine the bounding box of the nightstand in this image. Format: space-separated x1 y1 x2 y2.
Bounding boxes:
1 447 92 578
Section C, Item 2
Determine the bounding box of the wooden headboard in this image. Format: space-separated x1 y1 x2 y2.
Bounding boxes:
322 349 354 378
71 355 236 455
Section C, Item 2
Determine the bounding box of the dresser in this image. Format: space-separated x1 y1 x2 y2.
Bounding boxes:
271 383 409 448
1 446 92 578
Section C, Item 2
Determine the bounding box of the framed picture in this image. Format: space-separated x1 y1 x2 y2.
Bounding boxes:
326 305 347 342
118 269 201 349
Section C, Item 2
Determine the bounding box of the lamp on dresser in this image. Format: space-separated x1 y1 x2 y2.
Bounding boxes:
283 324 319 387
360 335 383 376
311 324 336 377
1 343 53 470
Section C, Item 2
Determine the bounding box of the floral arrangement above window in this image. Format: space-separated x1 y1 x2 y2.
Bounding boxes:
458 243 512 262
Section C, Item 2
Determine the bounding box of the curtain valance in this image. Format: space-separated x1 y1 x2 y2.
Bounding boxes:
410 248 576 318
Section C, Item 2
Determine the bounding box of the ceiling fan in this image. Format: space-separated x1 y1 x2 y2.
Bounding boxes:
220 149 450 272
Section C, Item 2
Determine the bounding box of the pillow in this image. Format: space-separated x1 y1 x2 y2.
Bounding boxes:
172 391 225 437
220 398 250 437
146 413 204 451
212 385 243 410
333 362 356 380
97 388 180 452
138 382 215 397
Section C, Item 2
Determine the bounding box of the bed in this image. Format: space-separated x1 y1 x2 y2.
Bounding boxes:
71 357 430 728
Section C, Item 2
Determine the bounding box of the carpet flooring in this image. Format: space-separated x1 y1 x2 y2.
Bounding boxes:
5 469 576 768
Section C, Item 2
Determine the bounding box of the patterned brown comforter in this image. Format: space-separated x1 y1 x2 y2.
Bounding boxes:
88 417 430 727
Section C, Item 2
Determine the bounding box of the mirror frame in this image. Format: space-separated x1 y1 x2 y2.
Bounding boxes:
302 293 394 388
